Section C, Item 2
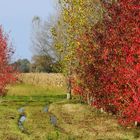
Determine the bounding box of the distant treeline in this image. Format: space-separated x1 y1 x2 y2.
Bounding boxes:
12 55 61 73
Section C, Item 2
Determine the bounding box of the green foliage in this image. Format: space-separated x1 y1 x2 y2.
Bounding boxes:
12 59 30 73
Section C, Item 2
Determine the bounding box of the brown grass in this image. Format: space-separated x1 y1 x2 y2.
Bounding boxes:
19 73 66 88
49 102 140 140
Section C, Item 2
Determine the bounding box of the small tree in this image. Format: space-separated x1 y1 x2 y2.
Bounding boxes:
0 26 17 96
31 54 54 73
54 0 102 100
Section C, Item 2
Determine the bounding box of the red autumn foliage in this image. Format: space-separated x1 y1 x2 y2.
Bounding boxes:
0 26 17 96
73 0 140 126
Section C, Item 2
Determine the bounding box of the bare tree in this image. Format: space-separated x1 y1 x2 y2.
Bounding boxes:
31 16 58 61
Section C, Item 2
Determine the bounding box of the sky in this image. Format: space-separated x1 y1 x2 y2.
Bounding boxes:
0 0 58 61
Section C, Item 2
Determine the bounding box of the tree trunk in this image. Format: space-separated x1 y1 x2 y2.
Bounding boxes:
67 75 72 100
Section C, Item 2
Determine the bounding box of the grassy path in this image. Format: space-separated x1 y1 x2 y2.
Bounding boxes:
0 84 140 140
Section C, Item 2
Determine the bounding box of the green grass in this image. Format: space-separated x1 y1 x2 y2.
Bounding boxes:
4 83 66 103
7 83 66 96
0 84 70 140
0 102 28 140
0 83 140 140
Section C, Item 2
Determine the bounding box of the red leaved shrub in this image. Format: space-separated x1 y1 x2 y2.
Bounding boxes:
73 0 140 126
0 26 17 96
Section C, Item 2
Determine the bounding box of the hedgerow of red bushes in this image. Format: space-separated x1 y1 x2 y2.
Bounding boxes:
73 0 140 126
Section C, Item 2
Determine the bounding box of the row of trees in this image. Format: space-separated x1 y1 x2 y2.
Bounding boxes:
12 56 61 73
1 0 138 126
52 0 140 126
28 0 139 126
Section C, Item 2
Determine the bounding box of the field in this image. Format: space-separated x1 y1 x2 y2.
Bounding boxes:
19 73 66 88
0 74 140 140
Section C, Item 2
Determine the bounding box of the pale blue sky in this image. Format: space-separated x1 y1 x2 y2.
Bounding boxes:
0 0 58 60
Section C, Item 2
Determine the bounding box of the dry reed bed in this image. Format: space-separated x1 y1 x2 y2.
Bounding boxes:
19 73 66 88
